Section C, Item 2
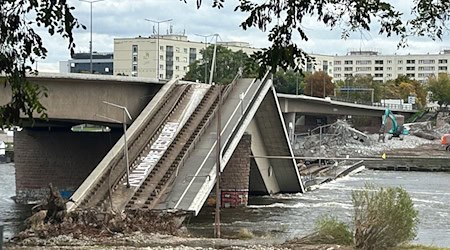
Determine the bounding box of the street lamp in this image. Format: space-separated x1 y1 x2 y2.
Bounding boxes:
79 0 105 74
195 34 214 84
144 18 172 79
102 101 133 188
209 34 219 85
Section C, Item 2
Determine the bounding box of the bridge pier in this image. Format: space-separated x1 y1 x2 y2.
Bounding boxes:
283 112 296 142
14 127 121 204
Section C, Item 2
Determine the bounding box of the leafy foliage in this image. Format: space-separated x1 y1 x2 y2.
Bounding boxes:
273 69 306 94
304 71 333 97
1 0 83 127
352 185 419 250
314 215 353 245
183 45 258 84
427 73 450 107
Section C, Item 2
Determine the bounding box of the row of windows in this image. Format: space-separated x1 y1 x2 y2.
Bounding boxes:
334 72 437 78
335 66 449 71
335 59 449 65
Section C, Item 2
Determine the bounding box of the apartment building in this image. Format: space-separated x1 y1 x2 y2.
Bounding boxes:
332 50 450 82
113 34 258 80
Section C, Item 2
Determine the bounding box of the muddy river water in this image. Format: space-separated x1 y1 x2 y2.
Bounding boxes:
1 163 449 246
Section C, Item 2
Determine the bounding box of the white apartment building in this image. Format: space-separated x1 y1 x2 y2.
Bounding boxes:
114 34 258 80
332 50 450 82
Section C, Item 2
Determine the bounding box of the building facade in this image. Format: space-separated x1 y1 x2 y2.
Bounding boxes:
332 50 450 83
60 52 114 75
113 35 258 80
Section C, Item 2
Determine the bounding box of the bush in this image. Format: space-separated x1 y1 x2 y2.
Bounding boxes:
314 215 353 245
352 185 419 250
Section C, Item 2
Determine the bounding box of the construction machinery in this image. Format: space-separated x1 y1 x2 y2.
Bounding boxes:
442 134 450 151
378 108 409 142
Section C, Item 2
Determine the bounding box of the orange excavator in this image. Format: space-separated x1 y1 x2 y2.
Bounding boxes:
442 134 450 151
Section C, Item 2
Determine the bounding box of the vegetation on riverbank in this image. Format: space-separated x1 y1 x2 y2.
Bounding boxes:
287 184 419 250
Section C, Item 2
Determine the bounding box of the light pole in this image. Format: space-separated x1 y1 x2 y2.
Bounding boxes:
102 101 133 188
79 0 105 74
144 18 172 79
209 34 219 85
195 34 214 84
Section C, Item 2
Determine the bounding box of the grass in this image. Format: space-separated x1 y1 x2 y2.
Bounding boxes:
394 245 450 250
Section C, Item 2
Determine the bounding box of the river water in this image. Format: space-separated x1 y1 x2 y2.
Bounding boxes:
1 163 449 246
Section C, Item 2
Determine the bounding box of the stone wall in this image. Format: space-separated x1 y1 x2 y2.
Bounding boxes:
14 128 121 204
220 133 251 208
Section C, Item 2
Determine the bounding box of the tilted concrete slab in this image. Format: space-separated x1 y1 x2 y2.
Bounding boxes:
158 74 304 215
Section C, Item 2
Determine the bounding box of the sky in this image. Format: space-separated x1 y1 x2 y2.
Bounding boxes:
36 0 450 72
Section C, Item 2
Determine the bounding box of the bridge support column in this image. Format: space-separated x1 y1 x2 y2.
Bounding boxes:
220 134 251 208
14 127 121 204
283 112 296 143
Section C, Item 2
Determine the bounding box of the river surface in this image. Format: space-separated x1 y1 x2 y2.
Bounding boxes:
1 163 449 246
190 170 450 247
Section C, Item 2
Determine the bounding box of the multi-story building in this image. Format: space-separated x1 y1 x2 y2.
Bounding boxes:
332 49 450 82
59 52 114 75
113 34 258 80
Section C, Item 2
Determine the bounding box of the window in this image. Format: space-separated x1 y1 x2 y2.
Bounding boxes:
132 56 137 62
334 61 341 65
356 60 371 65
387 60 392 64
418 59 435 64
406 59 415 64
334 67 341 71
131 72 137 77
183 57 187 62
406 73 415 77
374 73 383 77
175 66 179 70
398 67 403 70
159 64 164 69
184 48 188 53
183 66 187 71
160 46 164 51
176 57 179 62
160 55 164 60
439 66 448 70
159 74 164 79
344 67 353 71
344 60 353 65
398 60 403 64
387 67 392 70
356 67 371 71
375 60 383 64
374 67 383 71
406 66 415 71
334 73 341 78
387 73 392 77
439 59 448 64
132 65 137 71
344 73 353 77
132 45 138 53
175 47 180 52
418 66 435 71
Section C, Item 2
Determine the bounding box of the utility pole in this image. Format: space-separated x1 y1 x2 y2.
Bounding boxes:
144 18 172 79
209 34 219 85
79 0 105 74
215 84 222 238
195 34 214 84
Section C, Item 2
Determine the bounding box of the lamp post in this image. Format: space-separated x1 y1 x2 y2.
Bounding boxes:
144 18 172 79
209 34 219 85
79 0 105 74
195 34 214 84
102 101 133 188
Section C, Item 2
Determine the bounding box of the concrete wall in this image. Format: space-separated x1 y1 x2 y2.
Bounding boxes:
220 134 251 208
14 128 121 204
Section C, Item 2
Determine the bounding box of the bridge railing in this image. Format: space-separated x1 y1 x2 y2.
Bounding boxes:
330 96 415 111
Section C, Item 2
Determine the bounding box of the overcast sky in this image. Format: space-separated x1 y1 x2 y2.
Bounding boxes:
37 0 450 72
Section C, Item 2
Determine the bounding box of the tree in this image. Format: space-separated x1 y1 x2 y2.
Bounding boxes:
183 45 258 84
336 75 382 103
382 76 427 108
428 73 450 107
193 0 450 78
273 69 306 94
304 71 333 98
1 1 83 127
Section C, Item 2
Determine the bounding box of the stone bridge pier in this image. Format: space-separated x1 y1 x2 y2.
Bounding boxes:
14 127 121 203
